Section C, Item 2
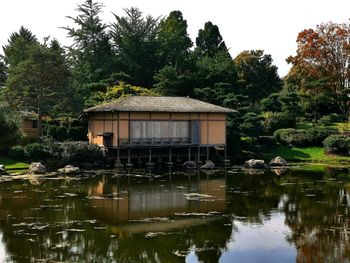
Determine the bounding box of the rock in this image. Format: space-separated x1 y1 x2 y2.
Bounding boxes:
0 165 6 175
269 156 287 167
200 160 215 169
244 159 267 169
58 165 80 175
28 162 46 174
182 161 197 169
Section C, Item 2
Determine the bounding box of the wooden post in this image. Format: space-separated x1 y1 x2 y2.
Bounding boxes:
188 147 191 161
197 146 200 164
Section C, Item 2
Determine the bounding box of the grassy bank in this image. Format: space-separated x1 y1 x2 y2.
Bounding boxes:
0 156 29 170
264 146 350 165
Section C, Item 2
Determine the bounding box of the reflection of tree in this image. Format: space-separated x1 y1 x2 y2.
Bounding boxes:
281 168 350 262
226 172 283 224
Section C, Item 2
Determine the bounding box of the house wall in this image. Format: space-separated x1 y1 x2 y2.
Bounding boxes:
21 120 39 139
87 111 226 147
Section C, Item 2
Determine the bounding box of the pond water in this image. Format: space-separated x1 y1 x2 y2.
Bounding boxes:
0 166 350 262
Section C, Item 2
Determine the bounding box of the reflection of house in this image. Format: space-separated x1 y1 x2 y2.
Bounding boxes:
87 177 226 233
20 111 39 140
83 96 235 162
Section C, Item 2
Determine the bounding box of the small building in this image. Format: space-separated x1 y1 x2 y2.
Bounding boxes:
20 111 39 141
83 96 235 165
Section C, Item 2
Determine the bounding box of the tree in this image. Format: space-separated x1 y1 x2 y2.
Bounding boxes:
0 57 6 87
110 7 161 87
287 21 350 116
0 103 21 150
234 50 282 104
3 29 70 137
89 81 160 106
195 21 229 58
158 10 192 71
154 65 194 96
239 112 264 139
63 0 114 98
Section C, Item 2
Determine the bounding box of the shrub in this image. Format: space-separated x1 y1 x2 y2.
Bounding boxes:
67 127 87 141
323 135 350 155
25 143 46 161
263 112 294 133
8 146 25 160
274 127 336 146
56 126 68 141
60 141 105 164
45 125 58 139
319 113 346 125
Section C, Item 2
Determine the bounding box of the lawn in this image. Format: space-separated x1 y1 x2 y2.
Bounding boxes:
265 146 350 165
0 156 29 170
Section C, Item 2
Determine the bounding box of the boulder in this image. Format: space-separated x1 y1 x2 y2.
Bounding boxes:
182 161 197 169
244 159 267 169
200 160 215 169
28 162 46 174
58 165 80 175
269 156 287 167
0 165 6 175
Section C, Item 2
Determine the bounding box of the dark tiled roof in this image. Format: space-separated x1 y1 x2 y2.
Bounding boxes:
84 96 236 113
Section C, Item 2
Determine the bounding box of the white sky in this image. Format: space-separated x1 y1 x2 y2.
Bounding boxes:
1 0 349 77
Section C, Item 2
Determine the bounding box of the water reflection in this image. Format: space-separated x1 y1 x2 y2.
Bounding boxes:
0 167 349 262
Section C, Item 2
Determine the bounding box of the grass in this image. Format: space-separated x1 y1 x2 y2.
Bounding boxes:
265 145 350 166
0 156 29 170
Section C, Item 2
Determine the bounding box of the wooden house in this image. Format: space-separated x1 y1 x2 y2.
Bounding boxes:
83 96 235 166
20 111 39 140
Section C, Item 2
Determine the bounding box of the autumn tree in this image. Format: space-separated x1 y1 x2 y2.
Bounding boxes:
287 21 350 116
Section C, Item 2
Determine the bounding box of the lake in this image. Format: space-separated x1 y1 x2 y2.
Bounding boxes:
0 165 349 262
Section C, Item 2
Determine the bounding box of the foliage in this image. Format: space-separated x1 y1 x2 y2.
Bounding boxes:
262 111 294 133
286 21 350 117
63 0 114 87
323 135 350 155
158 10 192 71
234 50 282 104
8 146 25 160
60 141 104 164
195 21 229 58
0 104 21 150
110 7 161 87
319 114 346 126
274 128 336 146
239 112 264 139
25 143 46 161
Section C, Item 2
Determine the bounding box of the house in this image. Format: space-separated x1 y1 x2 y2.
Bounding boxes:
20 111 39 141
83 96 235 166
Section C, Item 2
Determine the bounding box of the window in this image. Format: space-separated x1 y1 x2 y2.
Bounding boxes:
130 121 189 139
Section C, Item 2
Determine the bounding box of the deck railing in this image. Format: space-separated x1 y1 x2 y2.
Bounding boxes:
119 137 195 147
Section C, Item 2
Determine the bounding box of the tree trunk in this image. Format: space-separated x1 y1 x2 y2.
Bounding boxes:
37 107 43 140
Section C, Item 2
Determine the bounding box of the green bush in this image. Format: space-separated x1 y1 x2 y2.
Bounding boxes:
274 127 336 146
45 125 58 139
56 126 68 141
8 146 25 160
67 127 87 141
263 112 294 133
323 135 350 155
25 143 46 161
60 141 105 164
319 114 346 125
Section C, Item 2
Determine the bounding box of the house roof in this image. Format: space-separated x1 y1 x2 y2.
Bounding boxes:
20 111 38 120
84 96 236 113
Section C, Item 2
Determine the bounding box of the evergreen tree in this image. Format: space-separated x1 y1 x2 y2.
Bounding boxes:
110 7 161 87
3 29 70 136
195 21 230 58
158 10 192 70
63 0 114 98
234 50 282 104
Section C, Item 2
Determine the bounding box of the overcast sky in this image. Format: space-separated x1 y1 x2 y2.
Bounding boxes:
1 0 349 77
